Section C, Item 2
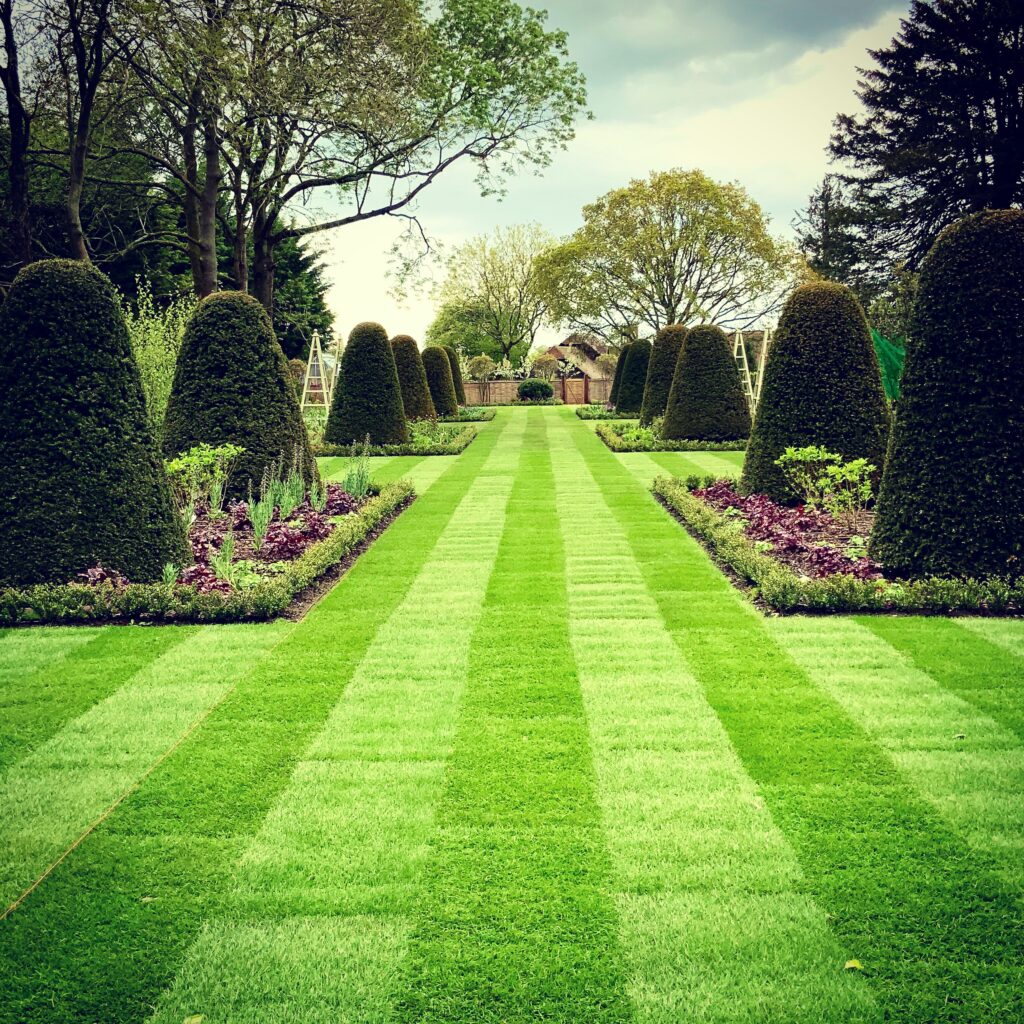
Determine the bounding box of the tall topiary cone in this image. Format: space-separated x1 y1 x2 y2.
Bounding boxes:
443 345 466 405
422 346 459 417
662 324 751 441
615 338 651 414
640 324 687 424
392 334 436 420
871 210 1024 578
740 281 889 502
164 291 317 497
608 343 631 406
325 322 409 446
0 259 187 585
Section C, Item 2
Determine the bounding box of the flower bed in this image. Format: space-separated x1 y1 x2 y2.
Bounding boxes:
315 422 477 457
575 405 636 420
597 421 746 452
0 480 414 625
440 407 496 422
654 475 1024 615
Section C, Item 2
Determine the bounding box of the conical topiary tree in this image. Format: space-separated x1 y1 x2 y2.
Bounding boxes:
0 259 187 585
608 343 630 406
422 345 459 417
392 334 436 420
325 322 409 446
640 324 687 424
615 338 651 414
443 345 466 405
870 210 1024 578
164 291 317 497
662 324 751 441
740 281 889 502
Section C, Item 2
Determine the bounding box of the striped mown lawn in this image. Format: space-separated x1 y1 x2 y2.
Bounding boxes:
1 407 1022 1023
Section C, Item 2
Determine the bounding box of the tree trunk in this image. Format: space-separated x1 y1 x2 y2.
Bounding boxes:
231 183 247 290
253 214 274 314
194 111 221 296
0 0 32 270
66 120 91 261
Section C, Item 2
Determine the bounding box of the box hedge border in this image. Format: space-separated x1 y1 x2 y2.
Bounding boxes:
0 480 415 626
315 423 477 457
597 421 747 453
441 407 496 422
653 475 1024 616
575 405 636 421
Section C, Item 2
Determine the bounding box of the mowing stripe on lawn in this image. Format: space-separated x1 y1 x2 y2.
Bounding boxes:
548 412 875 1023
647 450 744 478
393 409 632 1024
859 617 1024 742
0 415 511 1024
772 617 1024 887
568 410 1024 1023
0 627 188 772
0 623 289 912
958 618 1024 661
148 414 530 1024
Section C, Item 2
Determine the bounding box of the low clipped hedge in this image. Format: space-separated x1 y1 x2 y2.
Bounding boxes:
575 405 636 420
315 424 477 457
596 422 746 453
441 407 496 422
0 481 414 625
654 476 1024 615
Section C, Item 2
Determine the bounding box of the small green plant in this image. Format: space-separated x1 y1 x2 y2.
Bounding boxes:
468 354 496 381
821 459 876 526
165 442 245 523
249 480 275 551
844 535 870 561
162 562 179 586
774 446 842 508
210 531 235 583
309 478 327 512
342 437 373 498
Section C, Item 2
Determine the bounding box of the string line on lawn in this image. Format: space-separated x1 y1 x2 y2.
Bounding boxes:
572 412 1024 1023
146 413 530 1024
548 410 876 1024
0 414 510 1024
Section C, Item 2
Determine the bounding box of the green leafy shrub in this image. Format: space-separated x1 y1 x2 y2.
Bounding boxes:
443 345 467 404
518 378 553 401
391 334 436 420
774 446 875 525
325 321 409 445
740 281 889 502
662 324 751 441
609 343 631 406
468 354 496 381
532 353 559 380
615 338 651 413
165 442 245 524
0 259 187 585
164 291 316 499
288 357 306 396
640 324 687 424
422 345 459 417
871 209 1024 578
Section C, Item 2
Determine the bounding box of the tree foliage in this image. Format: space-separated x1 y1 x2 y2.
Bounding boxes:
535 169 796 341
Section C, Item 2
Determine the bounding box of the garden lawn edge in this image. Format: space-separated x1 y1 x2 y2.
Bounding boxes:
0 481 415 626
315 424 477 457
653 476 1024 615
596 422 747 452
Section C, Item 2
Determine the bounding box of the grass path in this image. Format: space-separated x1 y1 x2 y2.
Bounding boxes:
1 408 1023 1023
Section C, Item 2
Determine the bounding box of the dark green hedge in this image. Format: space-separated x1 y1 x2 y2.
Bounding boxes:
325 321 409 446
871 210 1024 578
164 291 316 498
596 422 746 453
518 378 553 401
640 324 687 424
0 259 187 586
740 281 889 502
443 345 467 404
609 343 631 406
615 338 651 414
422 346 459 417
315 423 477 457
662 324 750 441
392 334 436 420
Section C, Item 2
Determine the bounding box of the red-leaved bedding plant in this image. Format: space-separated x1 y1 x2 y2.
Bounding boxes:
693 480 882 580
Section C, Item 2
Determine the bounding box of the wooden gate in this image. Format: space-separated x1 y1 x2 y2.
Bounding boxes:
562 378 587 404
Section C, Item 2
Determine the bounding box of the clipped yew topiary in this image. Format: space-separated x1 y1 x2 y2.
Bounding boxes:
164 291 316 497
608 343 631 406
662 324 750 441
422 345 459 417
615 338 651 414
740 281 889 502
640 324 687 424
443 345 466 405
325 322 409 446
392 335 436 420
0 259 187 585
871 210 1024 578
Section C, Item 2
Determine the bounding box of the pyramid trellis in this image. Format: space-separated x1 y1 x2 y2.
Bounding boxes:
300 330 333 409
732 327 773 419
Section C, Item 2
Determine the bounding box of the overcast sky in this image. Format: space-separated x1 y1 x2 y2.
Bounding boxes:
319 0 907 344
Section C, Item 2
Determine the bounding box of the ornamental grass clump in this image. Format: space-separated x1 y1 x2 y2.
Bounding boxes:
740 281 889 503
325 321 409 445
164 291 316 499
640 324 687 424
870 210 1024 578
422 345 459 417
615 338 651 414
662 324 750 441
392 334 436 420
0 259 187 585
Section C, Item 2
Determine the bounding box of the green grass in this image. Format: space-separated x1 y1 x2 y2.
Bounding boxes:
2 407 1023 1023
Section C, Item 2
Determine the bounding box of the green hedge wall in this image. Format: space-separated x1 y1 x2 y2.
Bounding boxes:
422 346 459 417
392 334 436 420
640 324 687 424
443 345 467 404
615 338 651 414
609 343 630 406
